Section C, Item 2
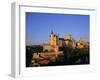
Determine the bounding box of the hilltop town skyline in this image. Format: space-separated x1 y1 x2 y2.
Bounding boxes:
26 30 89 46
26 12 89 45
26 29 89 67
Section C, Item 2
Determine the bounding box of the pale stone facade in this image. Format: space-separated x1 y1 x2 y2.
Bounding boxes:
43 44 54 52
43 30 63 52
64 35 76 48
43 30 89 52
76 38 89 48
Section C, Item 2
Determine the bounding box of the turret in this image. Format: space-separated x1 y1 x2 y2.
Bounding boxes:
51 29 54 34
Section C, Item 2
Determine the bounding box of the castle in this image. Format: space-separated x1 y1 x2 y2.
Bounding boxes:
43 30 89 52
32 30 89 66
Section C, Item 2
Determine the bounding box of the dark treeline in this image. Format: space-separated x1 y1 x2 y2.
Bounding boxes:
40 47 89 66
26 45 89 67
62 47 89 65
26 45 43 67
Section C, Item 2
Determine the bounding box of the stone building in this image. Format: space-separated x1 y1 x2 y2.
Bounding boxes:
43 44 54 52
43 30 63 52
49 30 60 47
76 38 89 48
43 30 89 52
64 34 76 48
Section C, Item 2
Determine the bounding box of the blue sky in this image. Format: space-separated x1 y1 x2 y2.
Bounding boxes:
26 12 89 45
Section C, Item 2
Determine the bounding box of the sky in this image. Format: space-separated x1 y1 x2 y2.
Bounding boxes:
26 12 89 45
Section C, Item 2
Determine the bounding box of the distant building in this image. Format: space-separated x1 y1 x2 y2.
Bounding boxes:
76 38 89 48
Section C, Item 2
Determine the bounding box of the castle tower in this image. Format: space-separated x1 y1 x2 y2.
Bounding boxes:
49 30 54 46
49 30 58 47
64 34 72 46
64 34 72 40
